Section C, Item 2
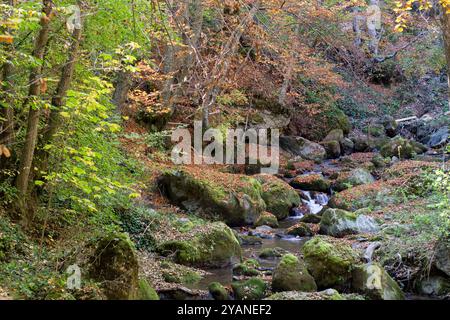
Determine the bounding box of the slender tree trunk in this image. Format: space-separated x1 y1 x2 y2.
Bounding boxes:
279 12 301 106
367 0 381 56
40 22 82 170
201 2 260 128
353 7 362 47
442 12 450 109
15 0 53 220
112 70 132 113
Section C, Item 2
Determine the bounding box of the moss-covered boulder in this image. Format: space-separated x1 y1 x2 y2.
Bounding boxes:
300 214 322 224
333 168 376 192
329 181 397 211
232 278 267 300
290 174 331 192
159 169 266 226
380 136 417 159
266 289 365 300
272 254 317 292
157 222 241 268
259 247 288 259
208 282 230 300
319 209 379 238
324 129 345 143
286 223 314 237
254 174 301 220
87 233 139 300
254 212 279 228
301 237 360 289
352 263 404 300
279 136 326 162
233 259 260 277
320 140 341 159
137 279 159 300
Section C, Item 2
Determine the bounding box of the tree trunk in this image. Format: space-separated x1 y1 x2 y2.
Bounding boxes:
201 2 260 128
367 0 381 56
279 12 301 107
15 0 53 220
112 70 132 113
442 11 450 109
40 20 82 171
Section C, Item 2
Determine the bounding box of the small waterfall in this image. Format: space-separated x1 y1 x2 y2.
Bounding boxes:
291 191 329 217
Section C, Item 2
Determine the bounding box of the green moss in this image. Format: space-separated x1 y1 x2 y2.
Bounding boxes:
232 278 267 300
272 254 317 292
0 217 25 262
157 222 241 268
259 247 287 259
301 237 359 289
255 212 279 228
136 279 159 300
208 282 229 300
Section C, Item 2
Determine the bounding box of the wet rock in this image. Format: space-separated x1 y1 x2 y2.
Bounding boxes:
232 278 267 300
352 263 404 300
238 234 263 246
290 174 331 192
301 236 360 289
272 254 317 292
428 127 449 148
320 208 379 238
251 226 275 239
333 168 376 192
435 238 450 277
418 276 450 296
159 169 266 226
209 282 230 300
157 222 241 268
254 174 301 220
279 136 326 163
286 223 314 237
266 289 365 300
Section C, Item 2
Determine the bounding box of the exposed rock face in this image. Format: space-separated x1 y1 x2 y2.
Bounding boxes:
418 276 450 296
301 236 360 289
157 222 241 268
272 254 317 292
321 140 342 159
279 136 326 162
159 169 266 226
254 174 300 220
87 233 139 300
320 209 379 238
352 263 405 300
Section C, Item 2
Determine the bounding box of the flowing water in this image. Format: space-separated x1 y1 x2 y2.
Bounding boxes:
186 191 329 291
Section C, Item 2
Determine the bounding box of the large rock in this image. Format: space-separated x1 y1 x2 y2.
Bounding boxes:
254 174 301 220
279 136 326 163
428 126 449 148
320 209 379 238
320 140 341 159
290 174 331 192
333 168 376 192
272 254 317 292
266 289 365 300
287 223 314 237
381 115 398 137
254 212 279 228
435 238 450 277
159 169 266 226
209 282 230 300
301 237 360 289
157 222 241 268
352 263 405 300
87 233 139 300
380 136 418 159
324 129 345 143
232 278 267 300
418 276 450 296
